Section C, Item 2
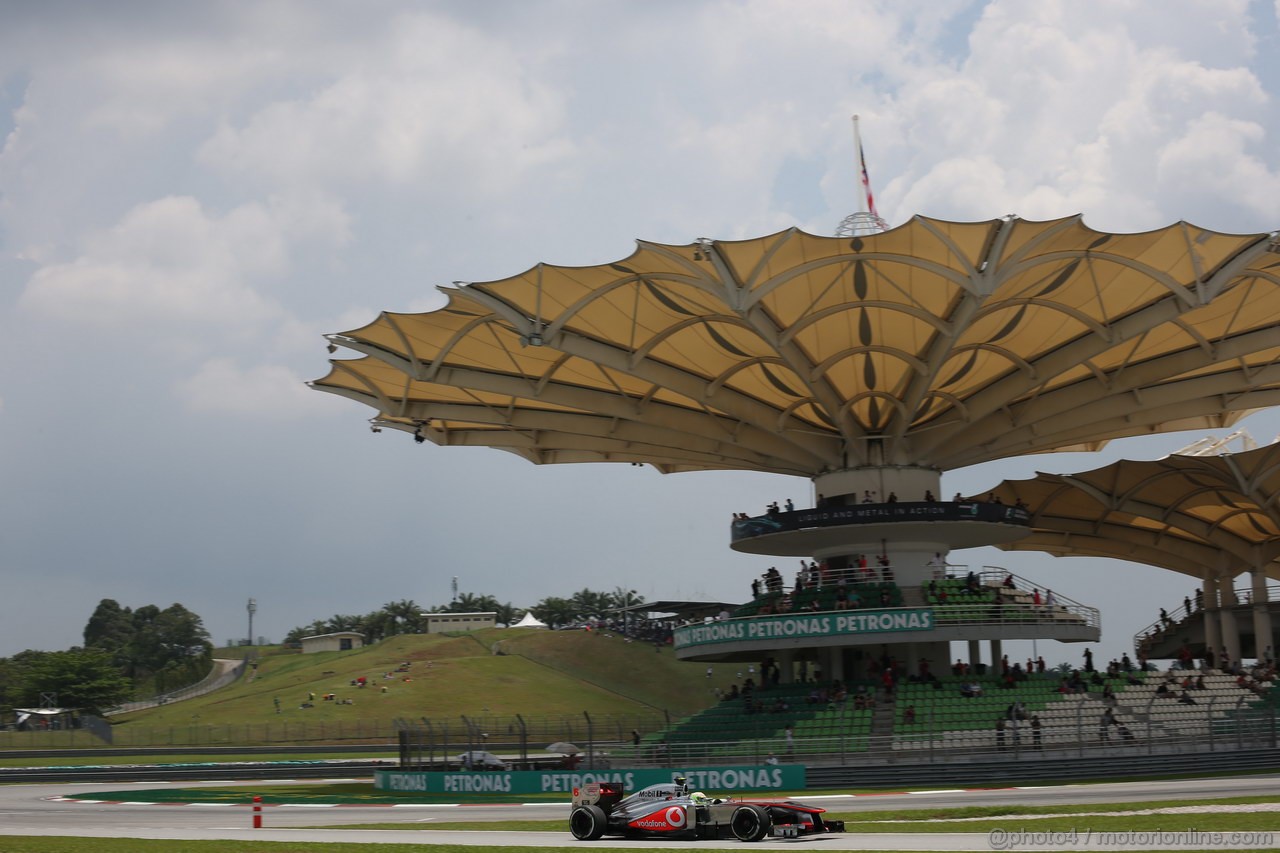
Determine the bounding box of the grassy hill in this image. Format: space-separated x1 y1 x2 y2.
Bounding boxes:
115 629 719 737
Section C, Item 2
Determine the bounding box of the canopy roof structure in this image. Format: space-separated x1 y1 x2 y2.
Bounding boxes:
980 440 1280 581
315 215 1280 476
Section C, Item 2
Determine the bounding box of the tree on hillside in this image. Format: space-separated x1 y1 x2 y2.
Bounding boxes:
608 587 644 610
17 648 132 715
0 650 46 708
382 599 425 634
83 599 135 666
284 620 330 644
324 613 365 633
530 596 579 628
435 592 520 627
128 604 212 678
570 588 613 620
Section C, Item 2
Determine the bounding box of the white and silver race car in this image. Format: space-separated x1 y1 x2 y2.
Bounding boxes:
569 777 844 841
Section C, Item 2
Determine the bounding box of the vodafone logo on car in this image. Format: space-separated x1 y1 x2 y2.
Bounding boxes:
629 805 687 831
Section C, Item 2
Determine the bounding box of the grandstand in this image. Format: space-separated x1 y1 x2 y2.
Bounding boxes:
316 212 1280 770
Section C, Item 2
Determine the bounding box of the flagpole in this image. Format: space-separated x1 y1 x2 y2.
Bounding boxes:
835 114 887 237
852 115 868 215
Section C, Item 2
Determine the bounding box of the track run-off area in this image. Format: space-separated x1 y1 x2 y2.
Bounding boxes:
1 774 1278 850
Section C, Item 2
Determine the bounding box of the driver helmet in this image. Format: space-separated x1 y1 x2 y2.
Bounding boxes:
689 791 709 805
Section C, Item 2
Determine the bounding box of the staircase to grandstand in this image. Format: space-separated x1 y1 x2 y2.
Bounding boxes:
622 668 1271 765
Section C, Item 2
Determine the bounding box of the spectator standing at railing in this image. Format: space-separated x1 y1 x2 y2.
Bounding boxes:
1194 588 1203 611
1083 647 1094 673
1184 595 1192 616
1044 589 1056 610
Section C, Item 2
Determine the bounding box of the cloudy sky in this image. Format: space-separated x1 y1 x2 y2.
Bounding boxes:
2 0 1279 668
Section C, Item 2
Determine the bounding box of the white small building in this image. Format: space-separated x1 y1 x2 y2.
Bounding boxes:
299 631 365 653
421 611 497 634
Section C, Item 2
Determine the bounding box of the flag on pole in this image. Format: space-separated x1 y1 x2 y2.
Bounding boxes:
853 115 879 219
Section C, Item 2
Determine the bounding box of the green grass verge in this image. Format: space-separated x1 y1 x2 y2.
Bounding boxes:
0 842 584 853
0 752 389 768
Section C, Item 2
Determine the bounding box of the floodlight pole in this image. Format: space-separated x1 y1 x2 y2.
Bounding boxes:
247 598 256 646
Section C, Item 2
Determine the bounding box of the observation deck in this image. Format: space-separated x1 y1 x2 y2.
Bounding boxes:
673 567 1100 663
730 501 1033 557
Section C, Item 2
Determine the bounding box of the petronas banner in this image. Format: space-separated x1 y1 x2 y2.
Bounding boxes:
374 765 805 795
674 609 935 649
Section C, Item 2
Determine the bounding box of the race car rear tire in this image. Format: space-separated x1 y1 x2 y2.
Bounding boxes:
570 804 608 840
730 804 772 842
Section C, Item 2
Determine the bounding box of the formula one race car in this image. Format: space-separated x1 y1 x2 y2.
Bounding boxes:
569 777 844 841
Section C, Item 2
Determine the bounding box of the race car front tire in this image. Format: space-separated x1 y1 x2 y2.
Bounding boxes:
730 804 772 842
570 804 608 840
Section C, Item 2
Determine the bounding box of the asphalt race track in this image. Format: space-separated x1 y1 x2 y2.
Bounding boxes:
0 774 1277 850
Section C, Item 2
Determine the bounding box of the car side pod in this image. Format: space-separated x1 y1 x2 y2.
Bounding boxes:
570 804 608 841
730 804 772 842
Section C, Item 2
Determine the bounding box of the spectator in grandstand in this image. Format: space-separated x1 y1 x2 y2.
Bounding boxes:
765 567 783 593
1184 595 1192 616
952 659 967 676
1003 572 1015 588
1100 708 1116 741
953 491 964 502
1194 675 1206 690
784 498 794 511
960 681 982 698
924 489 936 502
1044 588 1056 609
995 717 1007 749
1121 653 1133 672
1160 607 1172 627
903 704 916 724
1178 689 1198 705
1032 588 1041 606
1083 647 1094 672
1030 714 1043 750
1037 656 1046 673
1195 588 1203 610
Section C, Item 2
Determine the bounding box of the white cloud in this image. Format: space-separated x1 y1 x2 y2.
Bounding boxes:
175 357 334 420
18 196 281 333
17 191 353 337
1155 113 1280 221
197 11 573 193
869 0 1277 231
